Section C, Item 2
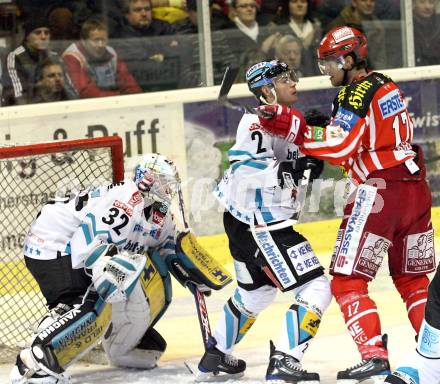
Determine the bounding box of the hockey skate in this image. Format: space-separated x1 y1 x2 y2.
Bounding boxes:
265 340 320 383
336 334 391 383
195 338 246 382
9 352 71 384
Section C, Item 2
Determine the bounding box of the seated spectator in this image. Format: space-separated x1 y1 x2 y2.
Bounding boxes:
235 47 267 83
262 0 322 66
311 0 346 30
224 0 270 65
112 0 180 92
327 0 387 70
177 0 236 87
274 34 317 77
413 0 440 66
33 58 78 103
1 14 76 106
62 18 141 98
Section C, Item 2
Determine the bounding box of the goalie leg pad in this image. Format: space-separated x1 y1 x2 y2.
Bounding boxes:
102 283 152 368
214 286 276 353
174 231 232 290
28 291 111 376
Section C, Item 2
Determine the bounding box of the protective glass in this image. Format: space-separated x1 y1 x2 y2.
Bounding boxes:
273 70 299 86
317 56 345 75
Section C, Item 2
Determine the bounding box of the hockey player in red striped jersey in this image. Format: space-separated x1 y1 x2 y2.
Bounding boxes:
257 26 435 383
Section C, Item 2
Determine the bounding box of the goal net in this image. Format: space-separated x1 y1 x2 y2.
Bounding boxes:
0 137 124 363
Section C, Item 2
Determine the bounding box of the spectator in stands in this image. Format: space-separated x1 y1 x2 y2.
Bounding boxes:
112 0 180 92
224 0 269 65
327 0 387 70
413 0 440 66
257 0 283 25
274 34 316 77
262 0 322 66
1 14 76 106
33 58 78 103
62 18 141 98
177 0 236 87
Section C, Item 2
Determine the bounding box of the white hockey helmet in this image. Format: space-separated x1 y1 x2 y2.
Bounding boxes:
134 153 179 204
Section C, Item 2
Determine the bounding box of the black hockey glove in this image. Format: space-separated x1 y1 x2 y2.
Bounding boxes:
304 109 330 127
278 156 324 188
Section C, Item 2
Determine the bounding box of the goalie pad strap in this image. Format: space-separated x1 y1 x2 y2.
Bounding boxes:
175 231 232 290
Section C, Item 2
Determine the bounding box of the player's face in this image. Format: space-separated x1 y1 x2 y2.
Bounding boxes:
82 29 108 59
41 64 65 93
26 28 50 51
289 0 308 19
273 71 298 105
126 0 152 28
318 56 346 86
413 0 436 18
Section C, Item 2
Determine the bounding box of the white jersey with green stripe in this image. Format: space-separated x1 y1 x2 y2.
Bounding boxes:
215 112 304 225
23 179 176 268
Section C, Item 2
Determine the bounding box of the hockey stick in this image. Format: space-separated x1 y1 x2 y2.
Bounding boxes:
175 178 221 350
218 66 262 116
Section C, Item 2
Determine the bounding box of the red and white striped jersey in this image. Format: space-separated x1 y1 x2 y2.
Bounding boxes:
301 72 416 183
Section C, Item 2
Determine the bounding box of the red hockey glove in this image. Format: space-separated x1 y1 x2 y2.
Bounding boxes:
257 104 301 143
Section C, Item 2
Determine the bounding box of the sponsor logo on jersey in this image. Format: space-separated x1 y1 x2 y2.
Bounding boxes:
378 89 405 118
348 80 373 110
128 191 143 207
133 224 143 232
286 148 299 160
254 230 296 288
152 210 165 225
287 241 321 276
124 240 145 253
332 26 355 43
38 309 81 341
334 107 359 131
113 200 133 216
249 123 260 131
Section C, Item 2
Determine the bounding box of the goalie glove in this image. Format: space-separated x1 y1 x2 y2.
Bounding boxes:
91 252 146 303
256 104 304 143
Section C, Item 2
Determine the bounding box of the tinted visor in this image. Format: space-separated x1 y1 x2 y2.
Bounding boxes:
273 70 299 86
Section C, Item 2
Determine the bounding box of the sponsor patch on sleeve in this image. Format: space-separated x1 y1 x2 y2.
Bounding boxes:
333 107 359 132
378 89 405 118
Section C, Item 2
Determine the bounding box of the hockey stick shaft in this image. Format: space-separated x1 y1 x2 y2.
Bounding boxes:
176 178 214 350
187 282 213 350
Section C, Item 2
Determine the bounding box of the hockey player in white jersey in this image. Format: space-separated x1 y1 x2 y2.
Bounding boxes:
9 153 220 384
195 60 332 383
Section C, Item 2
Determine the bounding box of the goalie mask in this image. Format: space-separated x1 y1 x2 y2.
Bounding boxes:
134 153 179 204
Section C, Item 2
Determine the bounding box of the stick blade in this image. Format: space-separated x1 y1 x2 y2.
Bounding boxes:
218 65 240 101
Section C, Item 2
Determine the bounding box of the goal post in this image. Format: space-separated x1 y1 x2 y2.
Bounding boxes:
0 136 124 363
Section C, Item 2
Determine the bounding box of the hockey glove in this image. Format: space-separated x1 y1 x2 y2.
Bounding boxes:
304 109 330 127
91 252 146 303
256 104 299 141
278 156 324 189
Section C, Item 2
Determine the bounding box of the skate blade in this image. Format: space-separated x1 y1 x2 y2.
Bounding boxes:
194 370 245 382
337 374 390 384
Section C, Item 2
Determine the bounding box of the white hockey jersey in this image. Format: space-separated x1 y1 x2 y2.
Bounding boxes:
215 112 305 225
24 179 176 269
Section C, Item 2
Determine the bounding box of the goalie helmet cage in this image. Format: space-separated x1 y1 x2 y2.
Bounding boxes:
0 136 124 363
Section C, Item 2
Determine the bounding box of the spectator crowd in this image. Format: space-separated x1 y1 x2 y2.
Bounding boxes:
0 0 438 106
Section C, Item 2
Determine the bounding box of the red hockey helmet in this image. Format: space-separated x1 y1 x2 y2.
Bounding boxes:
317 26 368 75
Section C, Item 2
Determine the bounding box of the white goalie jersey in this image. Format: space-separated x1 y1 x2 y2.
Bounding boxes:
215 112 306 225
24 179 176 268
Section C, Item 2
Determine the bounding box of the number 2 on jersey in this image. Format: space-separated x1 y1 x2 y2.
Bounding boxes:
251 131 267 154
